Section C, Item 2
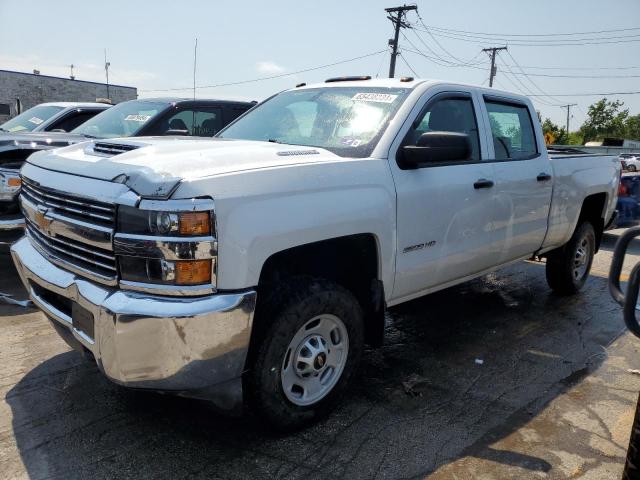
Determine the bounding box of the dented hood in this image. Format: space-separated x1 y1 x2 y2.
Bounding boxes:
26 136 342 198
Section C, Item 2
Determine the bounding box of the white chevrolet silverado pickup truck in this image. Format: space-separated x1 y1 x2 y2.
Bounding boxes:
11 77 619 429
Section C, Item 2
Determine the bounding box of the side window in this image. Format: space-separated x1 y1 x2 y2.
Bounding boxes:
46 111 100 132
223 106 249 127
403 96 480 161
485 101 538 160
158 108 223 136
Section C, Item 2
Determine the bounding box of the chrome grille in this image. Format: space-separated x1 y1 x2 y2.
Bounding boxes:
21 177 115 228
21 175 118 285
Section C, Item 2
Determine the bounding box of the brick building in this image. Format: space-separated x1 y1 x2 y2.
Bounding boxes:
0 70 137 121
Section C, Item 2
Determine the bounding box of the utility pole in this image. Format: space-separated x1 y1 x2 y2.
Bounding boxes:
193 38 198 101
69 64 75 80
482 46 507 87
562 103 577 133
385 5 416 78
104 49 111 100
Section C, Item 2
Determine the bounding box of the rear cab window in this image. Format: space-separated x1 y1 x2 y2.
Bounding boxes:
159 108 224 137
484 99 538 160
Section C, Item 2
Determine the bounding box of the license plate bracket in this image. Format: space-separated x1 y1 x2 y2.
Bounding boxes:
72 303 95 340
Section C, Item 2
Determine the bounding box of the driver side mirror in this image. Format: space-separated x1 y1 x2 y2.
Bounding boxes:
398 131 470 169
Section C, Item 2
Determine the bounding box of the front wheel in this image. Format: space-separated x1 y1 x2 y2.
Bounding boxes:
546 221 596 295
248 277 364 430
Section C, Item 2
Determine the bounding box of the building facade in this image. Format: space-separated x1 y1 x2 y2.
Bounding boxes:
0 70 137 120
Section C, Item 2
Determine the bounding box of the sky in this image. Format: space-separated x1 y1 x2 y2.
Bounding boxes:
1 0 639 129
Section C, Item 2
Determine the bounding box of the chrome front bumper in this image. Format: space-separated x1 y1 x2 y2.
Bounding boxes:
0 213 25 230
0 213 25 243
11 236 257 410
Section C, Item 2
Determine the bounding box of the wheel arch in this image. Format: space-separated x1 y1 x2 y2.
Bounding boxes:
246 233 386 371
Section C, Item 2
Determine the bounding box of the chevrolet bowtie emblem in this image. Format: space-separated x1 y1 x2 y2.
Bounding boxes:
34 208 52 233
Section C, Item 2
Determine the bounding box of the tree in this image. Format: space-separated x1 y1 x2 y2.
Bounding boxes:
541 118 568 144
625 114 640 141
579 98 629 142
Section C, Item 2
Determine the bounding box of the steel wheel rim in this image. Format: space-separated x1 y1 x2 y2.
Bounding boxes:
281 314 349 406
573 235 591 281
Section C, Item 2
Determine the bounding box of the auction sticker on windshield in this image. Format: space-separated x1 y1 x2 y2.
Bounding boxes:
352 93 398 103
28 117 44 125
124 114 151 122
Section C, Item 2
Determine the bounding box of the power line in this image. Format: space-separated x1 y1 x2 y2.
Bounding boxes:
403 31 461 66
413 25 640 43
417 24 640 38
411 27 640 47
493 63 640 71
497 65 561 107
414 12 470 65
503 50 564 105
140 50 387 92
398 52 420 77
528 91 640 97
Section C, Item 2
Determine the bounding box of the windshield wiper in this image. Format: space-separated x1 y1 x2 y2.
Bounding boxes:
81 133 99 139
267 138 281 143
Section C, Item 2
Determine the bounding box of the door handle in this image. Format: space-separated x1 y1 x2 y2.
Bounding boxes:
473 178 494 189
537 172 552 182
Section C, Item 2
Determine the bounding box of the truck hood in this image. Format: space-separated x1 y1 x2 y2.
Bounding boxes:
0 131 88 167
26 137 344 198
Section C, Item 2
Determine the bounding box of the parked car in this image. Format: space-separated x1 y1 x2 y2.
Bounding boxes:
0 98 254 241
11 78 619 429
620 153 640 172
0 102 110 240
0 102 110 134
615 173 640 227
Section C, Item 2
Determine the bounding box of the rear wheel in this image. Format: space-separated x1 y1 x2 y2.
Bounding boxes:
248 277 364 430
629 165 637 172
546 221 595 295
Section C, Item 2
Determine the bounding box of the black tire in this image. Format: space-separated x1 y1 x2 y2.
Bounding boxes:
248 277 364 431
546 221 596 295
630 165 638 172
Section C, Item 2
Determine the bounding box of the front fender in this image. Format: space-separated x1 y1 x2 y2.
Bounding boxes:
172 158 397 297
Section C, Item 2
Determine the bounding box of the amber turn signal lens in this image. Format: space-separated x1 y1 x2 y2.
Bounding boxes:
7 178 21 187
175 260 211 285
179 212 210 235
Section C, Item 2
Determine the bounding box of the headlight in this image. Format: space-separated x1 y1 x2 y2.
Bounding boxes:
117 205 212 236
115 199 217 295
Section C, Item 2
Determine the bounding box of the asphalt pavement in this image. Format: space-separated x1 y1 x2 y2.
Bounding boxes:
1 232 640 479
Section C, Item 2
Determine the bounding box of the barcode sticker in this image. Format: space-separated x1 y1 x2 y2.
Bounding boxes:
352 93 398 103
124 114 151 122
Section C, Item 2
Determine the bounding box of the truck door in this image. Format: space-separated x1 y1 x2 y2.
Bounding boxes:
479 95 553 262
389 90 499 302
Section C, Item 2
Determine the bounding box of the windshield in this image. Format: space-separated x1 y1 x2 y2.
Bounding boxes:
72 100 168 139
218 87 410 158
0 105 64 133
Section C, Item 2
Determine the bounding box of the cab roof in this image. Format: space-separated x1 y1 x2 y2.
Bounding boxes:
292 77 529 103
37 102 111 108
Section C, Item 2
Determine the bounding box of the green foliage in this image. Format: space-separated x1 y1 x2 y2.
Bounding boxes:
626 114 640 140
541 118 568 144
579 98 629 142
